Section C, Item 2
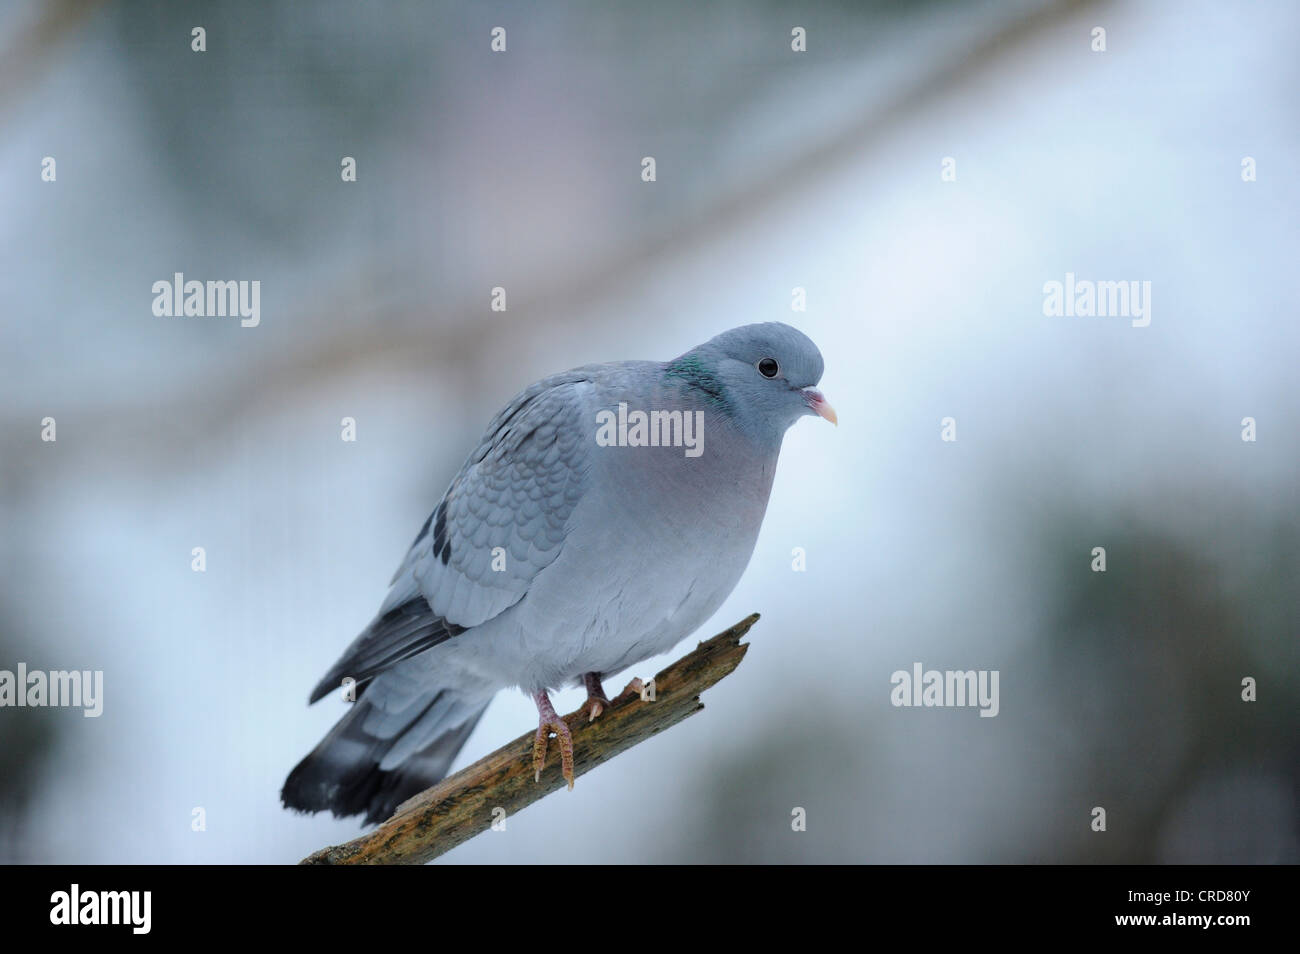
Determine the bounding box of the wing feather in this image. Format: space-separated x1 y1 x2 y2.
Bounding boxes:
308 368 597 703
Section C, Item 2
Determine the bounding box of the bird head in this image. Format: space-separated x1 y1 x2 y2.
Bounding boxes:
669 322 835 446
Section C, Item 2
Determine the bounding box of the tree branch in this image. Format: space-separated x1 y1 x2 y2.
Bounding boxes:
299 613 759 865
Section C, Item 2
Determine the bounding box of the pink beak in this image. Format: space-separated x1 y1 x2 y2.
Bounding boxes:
801 388 838 425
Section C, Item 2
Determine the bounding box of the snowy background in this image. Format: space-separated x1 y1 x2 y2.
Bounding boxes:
1 0 1296 863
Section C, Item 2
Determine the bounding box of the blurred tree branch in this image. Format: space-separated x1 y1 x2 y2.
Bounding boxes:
0 0 1108 461
300 613 758 865
0 0 105 123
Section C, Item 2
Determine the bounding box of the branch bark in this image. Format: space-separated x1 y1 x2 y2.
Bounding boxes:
300 613 759 865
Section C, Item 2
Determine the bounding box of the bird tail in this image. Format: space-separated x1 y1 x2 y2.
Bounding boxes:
281 679 491 826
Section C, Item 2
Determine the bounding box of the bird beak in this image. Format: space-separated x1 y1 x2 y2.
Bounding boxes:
801 388 837 425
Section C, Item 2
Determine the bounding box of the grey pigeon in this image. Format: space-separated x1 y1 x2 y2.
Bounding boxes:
281 322 835 823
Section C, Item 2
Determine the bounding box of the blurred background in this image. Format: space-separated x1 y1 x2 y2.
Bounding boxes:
1 0 1296 863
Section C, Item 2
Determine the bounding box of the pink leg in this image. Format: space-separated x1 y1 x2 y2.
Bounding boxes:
582 671 613 722
531 690 575 789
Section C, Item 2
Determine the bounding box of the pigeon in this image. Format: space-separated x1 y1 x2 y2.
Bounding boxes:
281 322 835 824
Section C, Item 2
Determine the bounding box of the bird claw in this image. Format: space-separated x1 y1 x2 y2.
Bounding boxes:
532 717 575 789
581 671 613 723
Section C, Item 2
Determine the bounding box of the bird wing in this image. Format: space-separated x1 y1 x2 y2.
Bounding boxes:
308 367 598 703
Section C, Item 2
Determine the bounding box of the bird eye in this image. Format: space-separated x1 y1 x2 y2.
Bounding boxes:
757 358 779 378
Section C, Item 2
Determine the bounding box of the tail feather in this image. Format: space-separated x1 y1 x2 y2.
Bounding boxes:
282 687 489 825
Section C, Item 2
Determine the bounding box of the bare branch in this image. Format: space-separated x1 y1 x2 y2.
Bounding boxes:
300 614 759 865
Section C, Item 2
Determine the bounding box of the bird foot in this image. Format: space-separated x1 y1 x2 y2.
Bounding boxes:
581 672 613 723
531 691 575 789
